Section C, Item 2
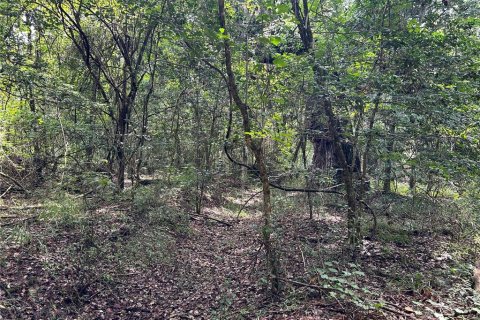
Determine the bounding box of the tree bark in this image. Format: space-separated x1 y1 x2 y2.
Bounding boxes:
218 0 281 296
291 1 361 249
383 123 395 193
322 97 360 248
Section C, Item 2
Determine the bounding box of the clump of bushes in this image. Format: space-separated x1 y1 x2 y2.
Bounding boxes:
133 184 190 236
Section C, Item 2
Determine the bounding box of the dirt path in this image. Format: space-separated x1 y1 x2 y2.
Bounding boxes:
1 204 271 319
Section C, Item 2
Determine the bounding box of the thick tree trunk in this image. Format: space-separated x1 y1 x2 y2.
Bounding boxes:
291 1 361 249
322 97 360 248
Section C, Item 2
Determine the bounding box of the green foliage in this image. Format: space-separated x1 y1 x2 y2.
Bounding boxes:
40 193 86 228
3 225 33 247
373 221 412 246
309 261 374 310
133 184 190 235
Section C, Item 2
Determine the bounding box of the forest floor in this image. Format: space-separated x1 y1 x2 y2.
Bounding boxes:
0 177 479 319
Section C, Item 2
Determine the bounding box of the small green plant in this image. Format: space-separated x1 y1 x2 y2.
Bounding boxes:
309 261 374 310
373 221 412 246
40 193 86 228
6 225 32 246
133 184 189 235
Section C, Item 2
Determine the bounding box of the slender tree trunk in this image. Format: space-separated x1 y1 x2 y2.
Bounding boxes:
301 136 314 219
409 166 416 193
86 67 98 168
26 13 43 186
218 0 281 296
115 91 129 189
383 123 395 193
360 96 379 199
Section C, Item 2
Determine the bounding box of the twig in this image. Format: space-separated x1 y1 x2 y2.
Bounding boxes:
236 190 261 219
378 301 417 318
248 243 264 276
0 205 43 210
278 277 342 293
0 214 18 219
359 199 377 238
223 144 344 195
125 306 151 313
381 305 415 318
73 190 93 199
0 185 12 198
299 245 307 274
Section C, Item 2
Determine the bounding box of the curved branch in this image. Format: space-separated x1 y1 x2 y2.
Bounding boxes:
223 144 343 195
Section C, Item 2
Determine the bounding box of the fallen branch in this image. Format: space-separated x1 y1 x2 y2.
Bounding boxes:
0 205 43 211
453 309 480 316
190 213 233 227
380 305 415 318
278 277 342 293
0 172 28 193
73 191 93 199
0 214 18 219
0 215 37 227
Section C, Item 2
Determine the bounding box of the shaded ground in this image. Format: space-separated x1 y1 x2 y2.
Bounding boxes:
0 183 479 319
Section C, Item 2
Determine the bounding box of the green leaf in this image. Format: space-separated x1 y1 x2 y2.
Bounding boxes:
273 55 287 68
276 4 290 14
270 36 282 46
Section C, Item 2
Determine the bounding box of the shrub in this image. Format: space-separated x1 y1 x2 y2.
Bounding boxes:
40 193 85 228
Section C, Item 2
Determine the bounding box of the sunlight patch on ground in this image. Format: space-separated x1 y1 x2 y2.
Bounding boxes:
321 212 344 223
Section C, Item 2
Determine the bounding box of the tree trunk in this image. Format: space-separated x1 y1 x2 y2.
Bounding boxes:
291 1 361 250
383 123 395 193
26 13 43 186
115 98 129 189
301 136 314 219
322 97 360 249
218 0 281 296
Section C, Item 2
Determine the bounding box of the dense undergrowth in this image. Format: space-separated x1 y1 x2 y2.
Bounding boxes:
1 173 480 319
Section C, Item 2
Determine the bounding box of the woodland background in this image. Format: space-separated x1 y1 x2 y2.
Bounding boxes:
0 0 480 319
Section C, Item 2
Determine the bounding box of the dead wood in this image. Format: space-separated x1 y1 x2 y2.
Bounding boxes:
0 215 37 227
0 172 28 193
190 213 233 227
0 205 43 211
